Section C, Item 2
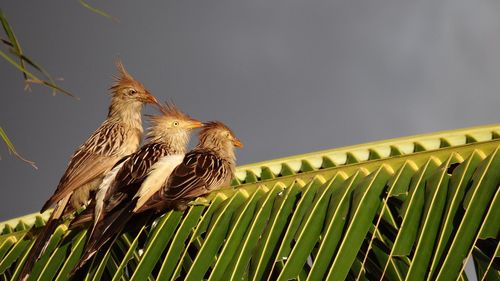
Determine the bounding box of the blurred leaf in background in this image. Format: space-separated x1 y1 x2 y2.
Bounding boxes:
0 9 74 97
79 0 119 22
0 127 37 169
0 2 115 167
0 9 76 168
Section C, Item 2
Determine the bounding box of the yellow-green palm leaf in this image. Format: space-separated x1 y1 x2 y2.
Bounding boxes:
0 124 499 281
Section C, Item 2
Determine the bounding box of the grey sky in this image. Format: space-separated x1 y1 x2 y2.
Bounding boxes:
1 0 499 224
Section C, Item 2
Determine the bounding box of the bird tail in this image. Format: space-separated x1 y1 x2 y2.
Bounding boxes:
17 197 68 281
68 201 95 231
70 199 136 276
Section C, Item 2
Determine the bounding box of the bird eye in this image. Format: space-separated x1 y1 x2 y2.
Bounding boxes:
128 89 137 95
173 121 180 127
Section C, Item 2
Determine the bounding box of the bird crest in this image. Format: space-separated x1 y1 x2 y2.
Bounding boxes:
146 101 200 140
148 101 191 123
157 101 190 119
109 59 145 94
201 121 237 138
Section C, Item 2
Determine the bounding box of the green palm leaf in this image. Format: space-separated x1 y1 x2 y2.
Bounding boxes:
0 124 498 280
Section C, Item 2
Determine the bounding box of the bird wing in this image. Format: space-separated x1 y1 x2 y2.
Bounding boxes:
102 143 169 209
106 143 169 198
93 160 126 225
85 143 169 227
71 143 170 272
133 153 184 211
137 150 230 212
41 122 129 212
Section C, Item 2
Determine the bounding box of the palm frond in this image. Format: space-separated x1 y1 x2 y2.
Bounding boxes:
0 124 498 280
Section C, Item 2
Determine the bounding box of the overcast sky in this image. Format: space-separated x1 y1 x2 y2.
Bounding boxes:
1 0 499 221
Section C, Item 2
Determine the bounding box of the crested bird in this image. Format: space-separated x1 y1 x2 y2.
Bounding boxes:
70 103 203 274
18 61 158 281
137 121 243 212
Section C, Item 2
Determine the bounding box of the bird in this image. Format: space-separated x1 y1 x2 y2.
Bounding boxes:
137 121 243 212
18 60 158 281
69 102 203 275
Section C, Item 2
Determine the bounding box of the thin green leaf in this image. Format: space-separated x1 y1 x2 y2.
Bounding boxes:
37 241 70 281
392 157 440 256
0 49 75 98
211 187 267 281
325 165 393 281
271 176 325 271
0 239 33 278
478 186 500 239
0 11 67 97
0 10 26 80
25 225 67 281
277 174 343 280
355 161 418 281
227 184 283 280
482 244 500 281
428 151 484 278
54 231 87 281
129 211 183 281
307 171 363 281
456 186 500 279
435 147 500 280
79 0 119 22
7 46 61 94
404 164 451 280
0 236 30 274
157 195 224 280
371 244 405 281
0 237 16 262
380 157 440 280
186 190 248 280
0 126 37 169
249 181 302 281
111 226 146 281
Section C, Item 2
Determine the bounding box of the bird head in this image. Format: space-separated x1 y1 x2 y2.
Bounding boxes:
109 60 158 106
147 102 203 143
198 121 244 151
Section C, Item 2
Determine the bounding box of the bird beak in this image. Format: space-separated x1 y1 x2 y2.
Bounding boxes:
188 120 204 129
143 90 159 105
233 138 244 148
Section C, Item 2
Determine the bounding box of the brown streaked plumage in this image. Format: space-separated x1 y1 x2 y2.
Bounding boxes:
137 120 243 212
18 61 157 281
42 61 157 211
70 103 203 274
67 103 202 229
